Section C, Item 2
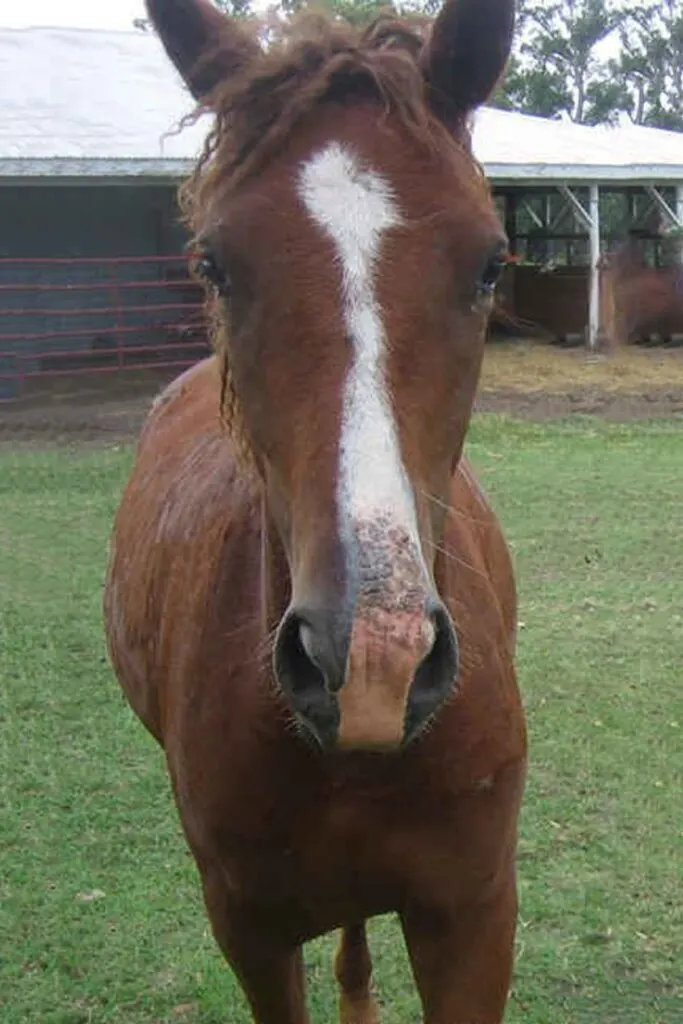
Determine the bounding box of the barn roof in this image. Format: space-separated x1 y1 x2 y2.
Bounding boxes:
2 26 683 185
474 108 683 186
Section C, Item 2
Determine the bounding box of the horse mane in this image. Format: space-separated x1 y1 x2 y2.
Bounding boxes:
177 11 479 469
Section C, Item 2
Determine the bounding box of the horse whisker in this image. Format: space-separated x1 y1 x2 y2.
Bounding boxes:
426 539 489 581
419 487 493 527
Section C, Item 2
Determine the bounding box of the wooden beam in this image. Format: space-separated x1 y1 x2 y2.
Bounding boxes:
559 185 593 231
645 185 682 229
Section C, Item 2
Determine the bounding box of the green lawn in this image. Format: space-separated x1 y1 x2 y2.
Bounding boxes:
1 417 681 1024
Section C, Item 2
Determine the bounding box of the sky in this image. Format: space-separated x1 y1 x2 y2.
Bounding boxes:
0 0 146 28
0 0 276 28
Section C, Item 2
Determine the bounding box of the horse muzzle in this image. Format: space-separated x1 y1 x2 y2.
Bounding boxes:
273 594 458 752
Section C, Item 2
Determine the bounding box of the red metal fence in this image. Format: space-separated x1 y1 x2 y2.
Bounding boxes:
0 255 211 401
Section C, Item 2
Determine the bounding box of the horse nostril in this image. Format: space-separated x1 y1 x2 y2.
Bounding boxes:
299 621 320 670
273 609 341 748
404 601 459 743
274 611 325 695
422 602 459 693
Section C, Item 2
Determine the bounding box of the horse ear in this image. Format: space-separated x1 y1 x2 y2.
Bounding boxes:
145 0 260 102
420 0 515 126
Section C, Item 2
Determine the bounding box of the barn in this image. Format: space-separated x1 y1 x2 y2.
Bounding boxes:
2 25 683 398
475 107 683 348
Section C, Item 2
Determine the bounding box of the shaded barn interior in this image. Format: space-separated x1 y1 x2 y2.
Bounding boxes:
489 186 683 347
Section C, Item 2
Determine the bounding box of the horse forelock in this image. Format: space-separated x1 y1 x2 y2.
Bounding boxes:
182 13 458 199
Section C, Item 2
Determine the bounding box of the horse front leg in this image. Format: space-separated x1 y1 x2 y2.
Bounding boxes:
400 870 518 1024
201 869 310 1024
222 939 309 1024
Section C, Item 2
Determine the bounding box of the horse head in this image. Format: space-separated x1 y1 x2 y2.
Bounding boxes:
146 0 514 751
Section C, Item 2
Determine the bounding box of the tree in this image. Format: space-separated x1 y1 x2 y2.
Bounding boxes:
493 0 625 124
137 0 683 133
214 0 255 15
613 1 683 130
277 0 413 25
492 51 572 119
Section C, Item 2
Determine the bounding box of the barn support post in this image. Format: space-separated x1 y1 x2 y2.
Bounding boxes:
628 188 638 225
588 185 601 351
559 184 601 350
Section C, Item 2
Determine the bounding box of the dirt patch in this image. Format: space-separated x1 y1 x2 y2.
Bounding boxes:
477 342 683 420
481 339 683 392
0 369 177 449
476 388 683 420
1 346 682 449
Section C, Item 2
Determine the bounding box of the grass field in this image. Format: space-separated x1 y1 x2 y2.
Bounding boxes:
1 416 682 1024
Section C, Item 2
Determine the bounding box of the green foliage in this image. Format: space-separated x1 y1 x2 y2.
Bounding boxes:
493 0 624 124
214 0 256 16
278 0 439 25
612 1 683 130
488 0 683 130
216 0 431 26
493 51 573 119
279 0 401 24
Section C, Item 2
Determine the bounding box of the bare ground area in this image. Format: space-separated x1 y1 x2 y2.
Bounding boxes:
1 344 682 448
478 341 683 420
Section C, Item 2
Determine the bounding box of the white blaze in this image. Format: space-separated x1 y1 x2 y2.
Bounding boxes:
297 142 423 563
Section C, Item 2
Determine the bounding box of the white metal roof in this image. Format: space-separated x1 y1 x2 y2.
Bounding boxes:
474 107 683 185
0 27 207 178
2 26 683 185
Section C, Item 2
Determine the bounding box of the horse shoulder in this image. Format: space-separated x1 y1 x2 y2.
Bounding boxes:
448 455 517 661
425 458 525 783
104 358 259 744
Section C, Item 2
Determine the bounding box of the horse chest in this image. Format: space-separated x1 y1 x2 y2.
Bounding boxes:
203 791 414 934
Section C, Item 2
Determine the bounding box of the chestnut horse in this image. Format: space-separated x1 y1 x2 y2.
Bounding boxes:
601 236 683 348
104 1 527 1021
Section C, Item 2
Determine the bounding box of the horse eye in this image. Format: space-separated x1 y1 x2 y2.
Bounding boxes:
193 250 231 297
477 252 507 296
